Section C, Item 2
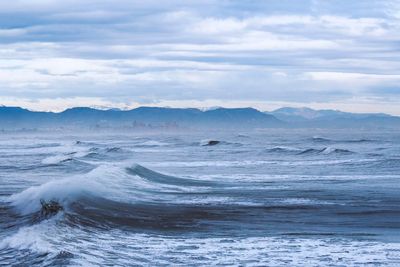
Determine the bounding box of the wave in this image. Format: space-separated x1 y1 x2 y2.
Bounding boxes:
127 164 214 187
264 146 302 154
298 147 354 155
263 146 354 156
0 223 55 253
342 139 376 143
311 136 376 144
7 163 216 216
9 161 308 231
5 163 234 232
135 140 169 147
320 147 354 155
311 136 331 142
40 143 127 165
105 147 123 153
41 155 74 165
41 151 91 165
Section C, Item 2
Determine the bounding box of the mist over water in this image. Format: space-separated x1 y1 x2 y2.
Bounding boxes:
1 129 400 266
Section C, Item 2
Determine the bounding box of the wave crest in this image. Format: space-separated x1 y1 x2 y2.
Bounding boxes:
8 163 215 216
298 147 354 155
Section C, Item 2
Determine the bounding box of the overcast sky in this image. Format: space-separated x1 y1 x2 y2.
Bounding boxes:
1 0 400 113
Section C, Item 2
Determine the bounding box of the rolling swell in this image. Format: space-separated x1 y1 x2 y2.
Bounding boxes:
65 196 227 231
127 164 215 187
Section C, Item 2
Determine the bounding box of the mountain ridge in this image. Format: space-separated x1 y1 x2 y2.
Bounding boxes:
1 105 399 130
0 106 282 129
268 107 399 128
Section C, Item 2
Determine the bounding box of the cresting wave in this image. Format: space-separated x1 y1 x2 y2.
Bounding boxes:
40 146 126 165
8 163 249 232
298 147 354 155
6 163 273 232
264 146 355 155
8 163 213 215
6 162 343 231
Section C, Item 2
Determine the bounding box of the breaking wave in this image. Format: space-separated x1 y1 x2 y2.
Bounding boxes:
298 147 354 155
40 143 127 165
263 146 354 155
7 163 343 231
7 163 216 216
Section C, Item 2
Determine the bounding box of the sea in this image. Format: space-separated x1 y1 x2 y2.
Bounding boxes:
0 129 399 266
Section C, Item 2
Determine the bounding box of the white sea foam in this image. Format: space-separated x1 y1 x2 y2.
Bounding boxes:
276 198 337 205
8 172 105 214
321 146 336 154
138 140 169 146
0 221 56 253
53 231 400 266
3 225 399 266
145 158 376 167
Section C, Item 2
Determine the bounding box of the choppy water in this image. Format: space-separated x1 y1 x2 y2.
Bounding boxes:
1 129 400 266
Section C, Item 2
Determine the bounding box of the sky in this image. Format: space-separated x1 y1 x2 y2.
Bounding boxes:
0 0 400 114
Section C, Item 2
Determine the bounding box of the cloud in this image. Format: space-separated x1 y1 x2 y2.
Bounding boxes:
0 0 399 114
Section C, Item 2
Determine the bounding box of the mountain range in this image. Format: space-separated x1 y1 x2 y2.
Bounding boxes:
1 106 399 130
0 106 281 130
267 107 400 128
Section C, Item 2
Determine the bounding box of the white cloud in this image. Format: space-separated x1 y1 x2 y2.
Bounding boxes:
319 16 388 37
0 28 27 37
306 72 400 82
191 17 247 34
0 1 399 114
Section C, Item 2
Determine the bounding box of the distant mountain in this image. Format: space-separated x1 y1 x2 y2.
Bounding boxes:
0 106 283 130
2 105 399 130
268 107 400 128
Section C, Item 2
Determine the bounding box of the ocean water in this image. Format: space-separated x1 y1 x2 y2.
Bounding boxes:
0 129 400 266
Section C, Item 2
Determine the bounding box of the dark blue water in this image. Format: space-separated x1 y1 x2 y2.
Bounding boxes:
0 129 399 266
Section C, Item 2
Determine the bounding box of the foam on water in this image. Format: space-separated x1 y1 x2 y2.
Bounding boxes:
137 140 169 147
145 158 376 167
10 230 398 266
1 131 400 266
8 170 106 214
0 219 57 253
